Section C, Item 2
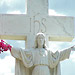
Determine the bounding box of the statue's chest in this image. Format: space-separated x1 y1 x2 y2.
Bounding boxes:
33 50 48 64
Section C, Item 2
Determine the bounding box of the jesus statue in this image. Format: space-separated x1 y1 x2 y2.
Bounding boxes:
10 33 75 75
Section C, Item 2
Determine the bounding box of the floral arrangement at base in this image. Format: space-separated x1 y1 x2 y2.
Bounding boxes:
0 40 12 54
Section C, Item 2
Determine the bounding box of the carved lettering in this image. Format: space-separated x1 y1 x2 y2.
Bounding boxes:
29 13 47 34
41 18 46 33
30 18 32 32
33 13 40 34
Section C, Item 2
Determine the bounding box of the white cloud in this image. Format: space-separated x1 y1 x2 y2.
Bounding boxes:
7 9 66 15
0 0 14 6
0 55 15 75
16 40 25 43
49 9 66 16
49 41 65 52
7 10 23 14
0 0 25 14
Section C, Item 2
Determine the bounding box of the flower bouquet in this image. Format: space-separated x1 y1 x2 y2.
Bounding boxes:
0 40 12 54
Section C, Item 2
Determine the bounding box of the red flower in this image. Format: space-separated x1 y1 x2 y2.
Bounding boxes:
1 40 4 43
0 40 12 54
4 48 8 51
0 42 2 48
0 49 2 51
2 43 5 49
7 44 12 51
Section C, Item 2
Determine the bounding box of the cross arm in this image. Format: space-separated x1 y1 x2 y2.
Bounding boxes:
40 15 75 41
0 14 31 40
0 14 74 42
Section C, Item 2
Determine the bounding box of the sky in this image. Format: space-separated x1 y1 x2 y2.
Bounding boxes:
49 0 75 16
0 0 75 16
0 0 75 75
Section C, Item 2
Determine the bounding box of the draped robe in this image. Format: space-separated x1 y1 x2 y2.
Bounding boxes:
11 47 71 75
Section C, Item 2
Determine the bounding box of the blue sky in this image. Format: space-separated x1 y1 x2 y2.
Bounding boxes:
0 0 75 16
0 0 75 75
49 0 75 16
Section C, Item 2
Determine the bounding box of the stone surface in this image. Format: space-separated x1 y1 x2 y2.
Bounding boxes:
0 0 74 74
0 0 75 48
27 0 48 15
11 33 73 75
0 15 74 37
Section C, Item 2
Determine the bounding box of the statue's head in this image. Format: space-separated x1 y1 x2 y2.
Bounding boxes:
35 33 47 49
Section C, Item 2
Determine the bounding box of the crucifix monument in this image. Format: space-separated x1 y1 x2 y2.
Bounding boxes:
0 0 75 75
0 0 74 48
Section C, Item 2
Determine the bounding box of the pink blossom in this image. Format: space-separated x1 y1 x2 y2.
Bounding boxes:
7 45 12 52
0 42 2 48
0 49 2 51
0 40 12 54
1 40 4 42
2 43 5 49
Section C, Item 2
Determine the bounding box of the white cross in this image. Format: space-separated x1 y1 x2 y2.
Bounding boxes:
0 0 74 48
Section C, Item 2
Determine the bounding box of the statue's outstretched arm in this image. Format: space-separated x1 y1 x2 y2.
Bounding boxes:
11 47 22 60
59 45 75 61
59 47 71 61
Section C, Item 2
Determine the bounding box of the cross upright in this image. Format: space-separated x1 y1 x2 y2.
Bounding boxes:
0 0 74 48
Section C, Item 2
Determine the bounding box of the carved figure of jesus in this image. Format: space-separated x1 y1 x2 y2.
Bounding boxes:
10 33 75 75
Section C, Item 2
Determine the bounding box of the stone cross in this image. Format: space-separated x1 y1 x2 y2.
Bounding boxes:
0 0 74 48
